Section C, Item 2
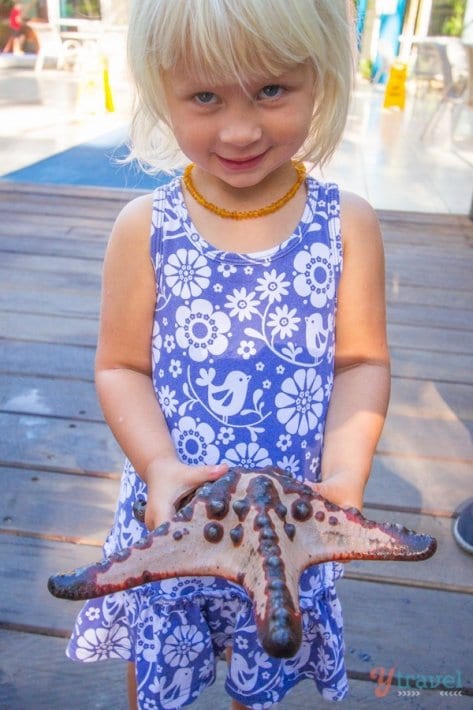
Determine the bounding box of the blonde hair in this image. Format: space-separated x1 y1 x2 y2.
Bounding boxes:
126 0 356 173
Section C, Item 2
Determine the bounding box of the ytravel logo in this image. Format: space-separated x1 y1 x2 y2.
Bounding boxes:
369 666 464 698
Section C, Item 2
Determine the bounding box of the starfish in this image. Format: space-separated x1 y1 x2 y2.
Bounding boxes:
48 466 436 658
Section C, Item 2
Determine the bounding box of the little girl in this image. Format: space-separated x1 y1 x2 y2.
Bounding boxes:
66 1 390 708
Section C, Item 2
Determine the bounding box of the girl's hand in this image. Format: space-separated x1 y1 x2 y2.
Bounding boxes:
311 472 364 512
143 458 229 531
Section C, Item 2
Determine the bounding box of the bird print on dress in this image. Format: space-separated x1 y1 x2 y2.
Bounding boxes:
304 313 330 360
195 368 251 422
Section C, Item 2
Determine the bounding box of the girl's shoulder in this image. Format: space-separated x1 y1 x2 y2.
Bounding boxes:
339 190 382 253
111 192 154 243
105 192 155 270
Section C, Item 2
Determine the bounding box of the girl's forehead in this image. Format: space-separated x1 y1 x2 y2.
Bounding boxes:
165 59 311 90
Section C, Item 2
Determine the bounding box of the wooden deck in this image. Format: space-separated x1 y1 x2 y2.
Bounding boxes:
0 182 472 709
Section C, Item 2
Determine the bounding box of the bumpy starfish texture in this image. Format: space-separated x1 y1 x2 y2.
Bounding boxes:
48 467 436 658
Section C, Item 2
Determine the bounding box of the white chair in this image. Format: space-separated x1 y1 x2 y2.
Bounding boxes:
30 22 79 72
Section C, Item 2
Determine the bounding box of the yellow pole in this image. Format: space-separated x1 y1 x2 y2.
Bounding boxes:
102 56 115 113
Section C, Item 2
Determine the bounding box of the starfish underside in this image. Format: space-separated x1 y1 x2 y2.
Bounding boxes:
48 466 436 658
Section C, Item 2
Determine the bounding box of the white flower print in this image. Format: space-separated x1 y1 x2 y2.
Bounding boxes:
163 625 205 667
255 269 290 303
225 287 260 322
152 321 162 365
267 304 301 340
198 657 214 680
172 416 219 465
169 359 182 378
218 427 235 445
325 372 334 398
175 299 231 362
276 433 292 452
237 340 256 359
316 644 336 677
84 606 101 621
225 442 271 468
158 385 178 418
164 334 175 353
327 198 339 216
275 369 324 436
75 625 131 661
217 263 236 278
278 454 300 476
328 216 342 267
293 243 335 308
163 248 210 299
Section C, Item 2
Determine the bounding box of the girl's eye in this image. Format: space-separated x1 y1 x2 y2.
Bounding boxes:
259 84 284 100
194 92 217 105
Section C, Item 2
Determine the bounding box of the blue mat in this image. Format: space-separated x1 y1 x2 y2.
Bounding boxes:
2 127 175 190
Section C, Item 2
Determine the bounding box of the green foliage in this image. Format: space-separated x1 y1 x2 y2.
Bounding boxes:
442 0 466 36
60 0 100 19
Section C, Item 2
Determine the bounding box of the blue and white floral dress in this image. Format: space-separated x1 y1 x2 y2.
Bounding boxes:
67 174 349 709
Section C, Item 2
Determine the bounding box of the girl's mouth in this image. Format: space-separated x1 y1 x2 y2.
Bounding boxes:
217 152 267 171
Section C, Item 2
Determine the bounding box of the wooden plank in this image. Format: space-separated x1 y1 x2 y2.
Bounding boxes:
1 403 471 479
0 467 119 544
0 264 101 292
389 379 473 421
387 283 473 310
0 629 127 710
3 374 470 425
0 284 100 319
0 375 102 420
390 348 473 384
3 315 473 356
388 323 473 355
0 312 98 347
0 180 145 203
1 342 470 396
0 454 469 541
387 303 473 332
1 629 470 710
0 340 95 380
0 252 103 277
0 233 107 260
367 455 472 515
338 578 473 690
379 413 473 462
1 535 471 689
1 469 469 590
0 413 123 474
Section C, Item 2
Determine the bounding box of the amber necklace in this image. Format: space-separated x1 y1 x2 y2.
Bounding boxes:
182 161 306 220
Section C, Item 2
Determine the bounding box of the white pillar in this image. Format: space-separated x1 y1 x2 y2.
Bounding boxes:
46 0 59 24
463 0 473 44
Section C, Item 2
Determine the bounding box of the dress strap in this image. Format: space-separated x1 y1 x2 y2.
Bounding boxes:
149 185 168 265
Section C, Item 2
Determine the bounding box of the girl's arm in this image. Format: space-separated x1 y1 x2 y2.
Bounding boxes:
315 191 390 511
95 195 227 529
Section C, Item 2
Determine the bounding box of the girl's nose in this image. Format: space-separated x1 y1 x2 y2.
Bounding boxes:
219 107 263 147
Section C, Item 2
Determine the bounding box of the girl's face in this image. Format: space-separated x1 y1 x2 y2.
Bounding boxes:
162 62 316 190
